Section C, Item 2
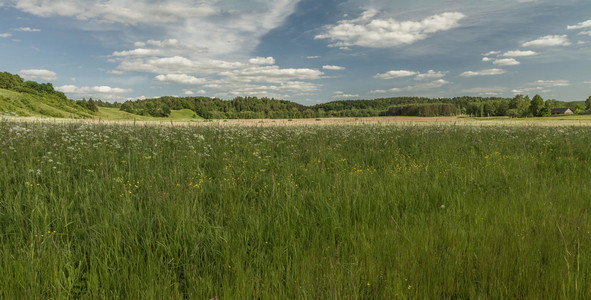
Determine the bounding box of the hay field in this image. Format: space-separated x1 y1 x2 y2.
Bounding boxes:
2 118 591 298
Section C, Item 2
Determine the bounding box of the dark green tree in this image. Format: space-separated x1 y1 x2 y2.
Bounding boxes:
530 94 544 117
87 98 99 112
585 96 591 110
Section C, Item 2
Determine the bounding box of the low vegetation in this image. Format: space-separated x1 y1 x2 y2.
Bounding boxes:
2 121 591 298
2 71 590 120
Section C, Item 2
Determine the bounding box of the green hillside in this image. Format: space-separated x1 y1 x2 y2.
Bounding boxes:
0 88 93 119
96 107 204 122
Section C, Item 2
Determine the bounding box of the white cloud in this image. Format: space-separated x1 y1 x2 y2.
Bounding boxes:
460 68 506 77
502 50 538 57
249 57 276 65
579 31 591 36
306 56 321 59
220 66 324 83
112 48 165 57
14 0 218 25
323 65 346 71
521 35 571 47
18 69 57 81
482 57 492 62
0 33 12 38
374 70 418 79
332 91 359 98
14 27 41 32
484 50 501 56
56 84 133 100
116 56 244 75
315 11 466 48
154 74 206 85
113 39 208 57
414 70 447 81
12 1 299 58
531 80 570 87
371 79 450 93
493 58 520 66
461 87 505 95
207 80 322 99
568 20 591 30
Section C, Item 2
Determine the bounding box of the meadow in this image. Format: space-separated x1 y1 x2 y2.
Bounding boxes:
1 119 591 298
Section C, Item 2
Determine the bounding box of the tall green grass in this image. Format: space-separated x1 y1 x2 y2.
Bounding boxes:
1 120 591 298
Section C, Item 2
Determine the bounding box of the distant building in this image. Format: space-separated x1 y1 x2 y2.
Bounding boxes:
580 109 591 115
551 108 574 115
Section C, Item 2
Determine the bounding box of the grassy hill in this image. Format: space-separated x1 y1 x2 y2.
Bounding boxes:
0 88 93 119
96 107 204 122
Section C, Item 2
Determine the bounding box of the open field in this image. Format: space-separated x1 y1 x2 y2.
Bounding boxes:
2 119 591 298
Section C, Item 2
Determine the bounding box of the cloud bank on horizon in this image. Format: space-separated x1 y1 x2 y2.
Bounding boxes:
1 0 590 103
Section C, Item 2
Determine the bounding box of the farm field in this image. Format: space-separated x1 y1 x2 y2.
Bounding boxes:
2 120 591 298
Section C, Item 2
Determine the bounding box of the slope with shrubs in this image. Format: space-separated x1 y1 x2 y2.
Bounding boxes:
0 72 93 119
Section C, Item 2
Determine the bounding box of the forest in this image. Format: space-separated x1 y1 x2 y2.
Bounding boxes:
2 71 590 119
110 94 589 119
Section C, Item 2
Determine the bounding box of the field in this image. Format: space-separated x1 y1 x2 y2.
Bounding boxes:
2 119 591 298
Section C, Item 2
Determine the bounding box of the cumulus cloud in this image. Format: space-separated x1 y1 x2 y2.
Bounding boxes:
414 70 447 81
14 27 41 32
57 85 132 94
249 57 276 65
567 20 591 30
521 35 571 47
483 50 501 56
502 50 538 57
315 10 466 48
154 74 206 85
461 87 505 95
531 80 570 87
56 84 133 100
371 79 450 93
482 57 492 62
11 1 299 58
374 70 418 79
578 31 591 36
220 66 324 83
112 48 166 57
116 56 244 75
460 68 506 77
112 39 208 57
493 58 520 66
13 0 218 25
332 91 359 98
375 69 447 80
18 69 57 81
322 65 346 71
0 33 12 38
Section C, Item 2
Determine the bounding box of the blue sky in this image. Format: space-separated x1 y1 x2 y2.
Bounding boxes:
1 0 590 104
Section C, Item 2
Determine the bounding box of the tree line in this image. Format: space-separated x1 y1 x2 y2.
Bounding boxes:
3 70 590 119
0 71 68 101
109 94 588 119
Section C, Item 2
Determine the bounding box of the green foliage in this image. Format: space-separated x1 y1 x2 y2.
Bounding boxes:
530 94 544 117
540 101 552 117
2 122 591 298
386 103 458 116
586 96 591 110
86 98 99 112
0 72 24 89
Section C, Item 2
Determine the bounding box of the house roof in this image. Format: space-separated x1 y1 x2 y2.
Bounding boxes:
551 107 573 114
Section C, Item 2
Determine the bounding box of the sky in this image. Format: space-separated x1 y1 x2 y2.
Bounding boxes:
1 0 591 105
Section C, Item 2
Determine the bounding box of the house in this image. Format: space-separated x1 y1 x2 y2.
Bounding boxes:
551 108 574 115
580 109 591 115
